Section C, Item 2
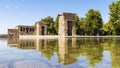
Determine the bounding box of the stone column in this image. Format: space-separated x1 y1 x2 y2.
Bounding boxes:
44 25 47 35
39 25 42 35
58 15 66 36
65 20 68 36
36 23 40 35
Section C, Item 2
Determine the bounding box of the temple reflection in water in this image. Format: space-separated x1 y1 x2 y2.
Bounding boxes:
7 38 120 68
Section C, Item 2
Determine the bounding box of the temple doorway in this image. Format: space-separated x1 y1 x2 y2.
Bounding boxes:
41 26 45 35
58 13 76 36
67 21 73 36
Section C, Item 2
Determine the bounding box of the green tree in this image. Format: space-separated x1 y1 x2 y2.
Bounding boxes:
85 9 103 35
109 1 120 35
79 18 86 35
54 16 59 34
102 22 114 35
74 15 80 35
41 16 55 35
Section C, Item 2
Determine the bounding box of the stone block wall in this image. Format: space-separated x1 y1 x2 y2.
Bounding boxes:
58 12 76 36
8 29 18 35
35 21 47 35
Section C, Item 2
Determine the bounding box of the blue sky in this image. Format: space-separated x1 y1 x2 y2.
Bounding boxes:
0 0 115 34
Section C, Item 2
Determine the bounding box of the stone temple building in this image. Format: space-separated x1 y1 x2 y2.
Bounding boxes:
8 21 47 36
8 12 76 36
15 25 35 35
35 21 47 35
58 12 76 36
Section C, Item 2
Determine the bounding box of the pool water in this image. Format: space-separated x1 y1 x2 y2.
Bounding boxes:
0 38 120 68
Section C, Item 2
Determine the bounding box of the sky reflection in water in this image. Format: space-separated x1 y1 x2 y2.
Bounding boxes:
0 38 119 68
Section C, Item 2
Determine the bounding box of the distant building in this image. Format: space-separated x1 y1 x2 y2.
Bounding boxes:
8 21 47 36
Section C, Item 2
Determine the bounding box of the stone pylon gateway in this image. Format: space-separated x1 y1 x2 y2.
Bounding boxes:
58 12 76 36
35 21 47 35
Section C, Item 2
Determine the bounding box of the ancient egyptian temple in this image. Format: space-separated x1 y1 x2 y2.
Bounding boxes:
8 21 47 36
8 12 76 36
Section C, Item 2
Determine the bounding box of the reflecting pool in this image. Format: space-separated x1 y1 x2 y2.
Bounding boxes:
0 37 120 68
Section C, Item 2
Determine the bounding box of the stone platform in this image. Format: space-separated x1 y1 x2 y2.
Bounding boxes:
19 35 120 39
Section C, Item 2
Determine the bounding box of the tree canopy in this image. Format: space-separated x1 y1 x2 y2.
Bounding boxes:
109 1 120 35
54 16 59 34
41 16 55 35
39 0 120 35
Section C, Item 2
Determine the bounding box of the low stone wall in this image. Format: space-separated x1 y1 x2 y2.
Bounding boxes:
19 35 120 40
19 35 60 39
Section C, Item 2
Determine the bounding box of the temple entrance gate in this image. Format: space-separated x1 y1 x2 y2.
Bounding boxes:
41 26 45 35
58 13 76 36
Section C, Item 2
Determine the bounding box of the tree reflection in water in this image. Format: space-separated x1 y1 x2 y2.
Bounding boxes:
7 37 120 68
